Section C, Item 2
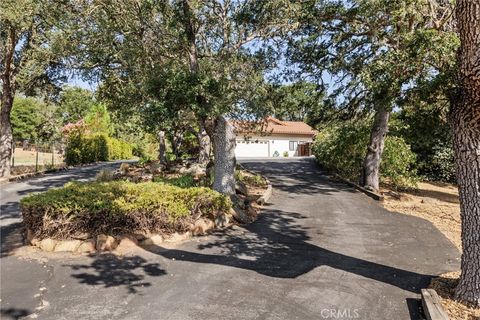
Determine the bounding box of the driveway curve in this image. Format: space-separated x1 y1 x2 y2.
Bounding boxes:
0 158 459 320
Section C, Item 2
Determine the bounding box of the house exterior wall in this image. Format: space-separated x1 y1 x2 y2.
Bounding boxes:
235 134 314 158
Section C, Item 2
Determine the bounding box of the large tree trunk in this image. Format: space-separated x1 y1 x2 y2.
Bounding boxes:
0 27 16 178
197 119 211 166
361 106 390 191
212 115 236 195
0 96 14 178
182 0 198 74
452 0 480 307
157 130 167 165
172 130 183 159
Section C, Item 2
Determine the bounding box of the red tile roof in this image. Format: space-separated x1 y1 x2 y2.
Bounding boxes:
233 117 317 136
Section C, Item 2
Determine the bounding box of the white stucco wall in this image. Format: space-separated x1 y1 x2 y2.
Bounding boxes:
235 134 313 158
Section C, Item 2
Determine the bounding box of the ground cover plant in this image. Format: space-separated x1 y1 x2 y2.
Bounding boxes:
235 170 267 188
153 174 198 188
21 181 232 240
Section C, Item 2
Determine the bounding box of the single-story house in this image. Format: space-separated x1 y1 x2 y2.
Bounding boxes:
233 117 317 158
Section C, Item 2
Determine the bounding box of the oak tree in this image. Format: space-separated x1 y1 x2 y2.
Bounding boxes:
0 0 74 177
451 0 480 306
289 0 457 191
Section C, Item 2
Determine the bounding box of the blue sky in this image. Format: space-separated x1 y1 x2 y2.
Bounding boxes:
68 75 98 91
68 64 334 94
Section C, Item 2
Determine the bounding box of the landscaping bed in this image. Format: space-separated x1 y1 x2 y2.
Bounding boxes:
20 162 271 254
381 182 480 320
108 161 270 214
21 181 232 251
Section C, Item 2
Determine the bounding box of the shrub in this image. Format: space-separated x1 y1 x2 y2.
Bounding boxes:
167 152 177 162
132 144 144 158
131 135 159 160
106 136 133 160
313 120 418 189
64 131 84 165
235 170 266 187
88 134 109 162
421 145 456 183
64 133 133 165
312 122 370 181
283 151 289 157
21 181 232 240
138 155 153 166
381 137 419 188
153 174 198 188
390 104 455 183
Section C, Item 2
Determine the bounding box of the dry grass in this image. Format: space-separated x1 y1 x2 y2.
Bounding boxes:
381 181 461 249
430 271 480 320
12 148 64 166
381 182 480 320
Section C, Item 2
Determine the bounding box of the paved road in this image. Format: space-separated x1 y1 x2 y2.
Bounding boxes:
0 158 459 319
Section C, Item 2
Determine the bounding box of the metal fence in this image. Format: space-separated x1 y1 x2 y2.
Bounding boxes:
11 141 65 174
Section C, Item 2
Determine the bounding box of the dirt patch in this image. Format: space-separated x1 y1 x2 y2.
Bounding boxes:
11 164 66 177
381 181 461 250
381 182 480 319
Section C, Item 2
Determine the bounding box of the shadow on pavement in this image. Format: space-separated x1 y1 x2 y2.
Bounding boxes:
0 308 32 320
60 159 434 303
66 254 167 294
15 162 123 196
406 298 425 320
145 208 434 293
0 202 24 258
240 158 357 196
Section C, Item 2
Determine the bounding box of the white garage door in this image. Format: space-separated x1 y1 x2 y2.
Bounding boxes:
235 140 269 158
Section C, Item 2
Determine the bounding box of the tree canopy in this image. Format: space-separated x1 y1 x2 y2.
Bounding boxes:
289 0 458 113
58 87 96 125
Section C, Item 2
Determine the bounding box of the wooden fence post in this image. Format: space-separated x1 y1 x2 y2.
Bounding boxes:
35 149 39 172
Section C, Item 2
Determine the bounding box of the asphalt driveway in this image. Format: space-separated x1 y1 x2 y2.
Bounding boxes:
0 158 459 319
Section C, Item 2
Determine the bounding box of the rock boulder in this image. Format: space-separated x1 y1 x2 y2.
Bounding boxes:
96 234 118 251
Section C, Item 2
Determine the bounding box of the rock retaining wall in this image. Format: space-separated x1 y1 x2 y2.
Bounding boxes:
26 212 231 254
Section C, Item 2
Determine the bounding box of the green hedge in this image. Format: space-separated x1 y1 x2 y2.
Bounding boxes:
21 181 232 240
312 120 418 189
65 133 133 165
